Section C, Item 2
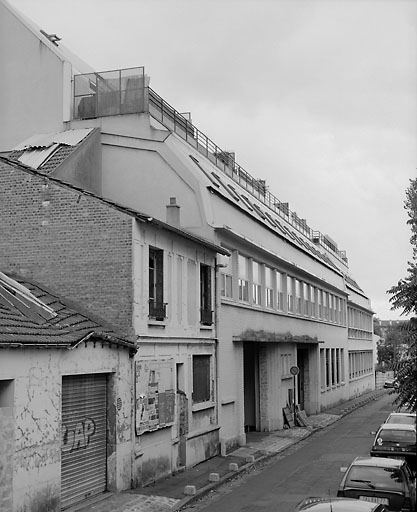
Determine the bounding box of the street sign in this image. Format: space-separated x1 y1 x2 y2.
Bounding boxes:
290 365 299 376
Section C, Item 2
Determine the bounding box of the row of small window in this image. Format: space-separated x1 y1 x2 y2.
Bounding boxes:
347 307 373 333
320 348 345 389
149 247 213 325
348 350 374 380
348 328 373 341
221 253 346 324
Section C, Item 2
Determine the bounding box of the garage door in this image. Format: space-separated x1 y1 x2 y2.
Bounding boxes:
61 374 107 509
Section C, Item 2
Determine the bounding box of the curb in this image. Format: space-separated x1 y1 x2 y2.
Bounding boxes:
173 390 386 511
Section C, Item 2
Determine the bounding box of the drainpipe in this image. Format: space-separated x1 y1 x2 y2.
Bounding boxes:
215 259 227 456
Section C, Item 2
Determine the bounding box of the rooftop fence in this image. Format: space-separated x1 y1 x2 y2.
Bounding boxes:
73 67 348 265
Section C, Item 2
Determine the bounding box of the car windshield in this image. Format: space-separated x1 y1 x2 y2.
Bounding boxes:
346 466 404 491
377 429 416 443
386 416 416 426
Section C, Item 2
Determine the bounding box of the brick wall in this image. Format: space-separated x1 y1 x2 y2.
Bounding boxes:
0 161 134 335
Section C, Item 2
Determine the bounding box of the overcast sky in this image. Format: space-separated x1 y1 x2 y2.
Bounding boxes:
9 0 417 320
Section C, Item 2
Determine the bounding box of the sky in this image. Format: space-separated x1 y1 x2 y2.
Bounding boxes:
8 0 417 320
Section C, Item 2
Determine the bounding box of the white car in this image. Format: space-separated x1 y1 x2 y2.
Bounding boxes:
385 412 416 427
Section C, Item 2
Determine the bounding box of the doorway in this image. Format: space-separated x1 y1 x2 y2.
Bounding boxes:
297 349 308 411
243 342 259 432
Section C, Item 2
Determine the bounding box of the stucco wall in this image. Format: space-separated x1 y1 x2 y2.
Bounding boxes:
0 1 67 151
0 344 132 512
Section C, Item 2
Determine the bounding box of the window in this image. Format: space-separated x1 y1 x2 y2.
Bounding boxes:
331 348 336 386
287 276 294 312
318 289 323 319
238 255 249 302
325 348 330 387
329 295 334 322
220 256 233 298
320 349 326 390
193 355 211 403
323 292 329 320
310 286 316 318
200 264 212 325
149 247 166 320
265 266 274 308
303 282 310 316
252 261 262 305
276 272 283 311
295 280 302 314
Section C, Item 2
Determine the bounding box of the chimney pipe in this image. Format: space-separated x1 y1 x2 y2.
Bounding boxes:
166 197 180 227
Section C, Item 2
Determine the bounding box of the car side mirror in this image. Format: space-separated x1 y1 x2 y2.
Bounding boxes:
340 467 347 473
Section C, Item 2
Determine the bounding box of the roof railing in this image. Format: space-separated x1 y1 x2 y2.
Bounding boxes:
73 67 347 264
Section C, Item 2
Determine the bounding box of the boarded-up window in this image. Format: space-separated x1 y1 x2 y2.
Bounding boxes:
192 355 211 403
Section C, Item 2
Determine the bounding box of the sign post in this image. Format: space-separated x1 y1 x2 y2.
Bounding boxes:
290 365 299 425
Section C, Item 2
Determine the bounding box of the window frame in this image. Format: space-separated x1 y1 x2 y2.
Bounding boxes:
192 354 211 404
148 247 166 320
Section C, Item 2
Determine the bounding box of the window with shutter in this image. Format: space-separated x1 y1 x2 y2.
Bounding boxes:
200 264 212 325
149 247 166 320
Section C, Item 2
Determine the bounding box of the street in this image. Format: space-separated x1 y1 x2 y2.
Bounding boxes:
183 393 396 512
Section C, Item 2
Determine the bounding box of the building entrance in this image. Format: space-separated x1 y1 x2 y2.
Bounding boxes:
243 342 259 432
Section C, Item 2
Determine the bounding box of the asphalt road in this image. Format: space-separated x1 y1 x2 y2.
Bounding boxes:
184 392 396 512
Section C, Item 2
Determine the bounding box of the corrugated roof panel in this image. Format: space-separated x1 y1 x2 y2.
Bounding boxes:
13 128 94 150
18 144 59 169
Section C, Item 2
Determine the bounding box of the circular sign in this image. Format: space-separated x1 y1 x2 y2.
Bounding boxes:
290 366 299 376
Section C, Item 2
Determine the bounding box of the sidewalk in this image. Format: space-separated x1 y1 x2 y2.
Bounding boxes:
71 389 388 512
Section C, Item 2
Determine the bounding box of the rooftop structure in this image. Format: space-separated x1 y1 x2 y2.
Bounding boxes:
73 66 349 267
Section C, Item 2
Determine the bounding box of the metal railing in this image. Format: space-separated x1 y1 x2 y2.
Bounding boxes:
200 309 213 326
74 67 147 120
148 299 167 321
147 87 348 262
73 66 347 265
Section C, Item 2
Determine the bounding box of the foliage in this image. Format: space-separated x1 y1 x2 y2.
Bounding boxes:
390 320 417 412
387 178 417 412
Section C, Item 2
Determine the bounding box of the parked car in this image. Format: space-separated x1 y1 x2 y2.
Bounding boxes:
370 423 416 469
337 457 416 511
295 496 388 511
384 413 416 427
383 379 397 389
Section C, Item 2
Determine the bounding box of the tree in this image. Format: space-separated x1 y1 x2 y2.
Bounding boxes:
387 178 417 412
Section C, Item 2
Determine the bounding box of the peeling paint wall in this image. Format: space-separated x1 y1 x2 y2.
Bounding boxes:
0 407 14 512
1 344 133 511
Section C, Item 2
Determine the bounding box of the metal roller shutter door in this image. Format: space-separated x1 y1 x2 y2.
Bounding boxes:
61 374 107 510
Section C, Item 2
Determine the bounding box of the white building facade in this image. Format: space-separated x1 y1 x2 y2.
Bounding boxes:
1 0 375 488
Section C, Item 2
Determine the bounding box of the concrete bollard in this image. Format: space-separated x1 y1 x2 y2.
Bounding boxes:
229 462 239 471
183 485 197 496
209 472 220 482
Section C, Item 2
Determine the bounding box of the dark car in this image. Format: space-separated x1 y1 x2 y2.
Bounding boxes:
370 424 416 469
337 457 416 511
295 496 387 511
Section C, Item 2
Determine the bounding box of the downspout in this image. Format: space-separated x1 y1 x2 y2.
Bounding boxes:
215 258 227 455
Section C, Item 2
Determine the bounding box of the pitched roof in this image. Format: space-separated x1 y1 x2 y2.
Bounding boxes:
9 127 95 171
0 154 230 256
0 272 136 352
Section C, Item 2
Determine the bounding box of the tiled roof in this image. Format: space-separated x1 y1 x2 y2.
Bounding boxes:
0 272 136 351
